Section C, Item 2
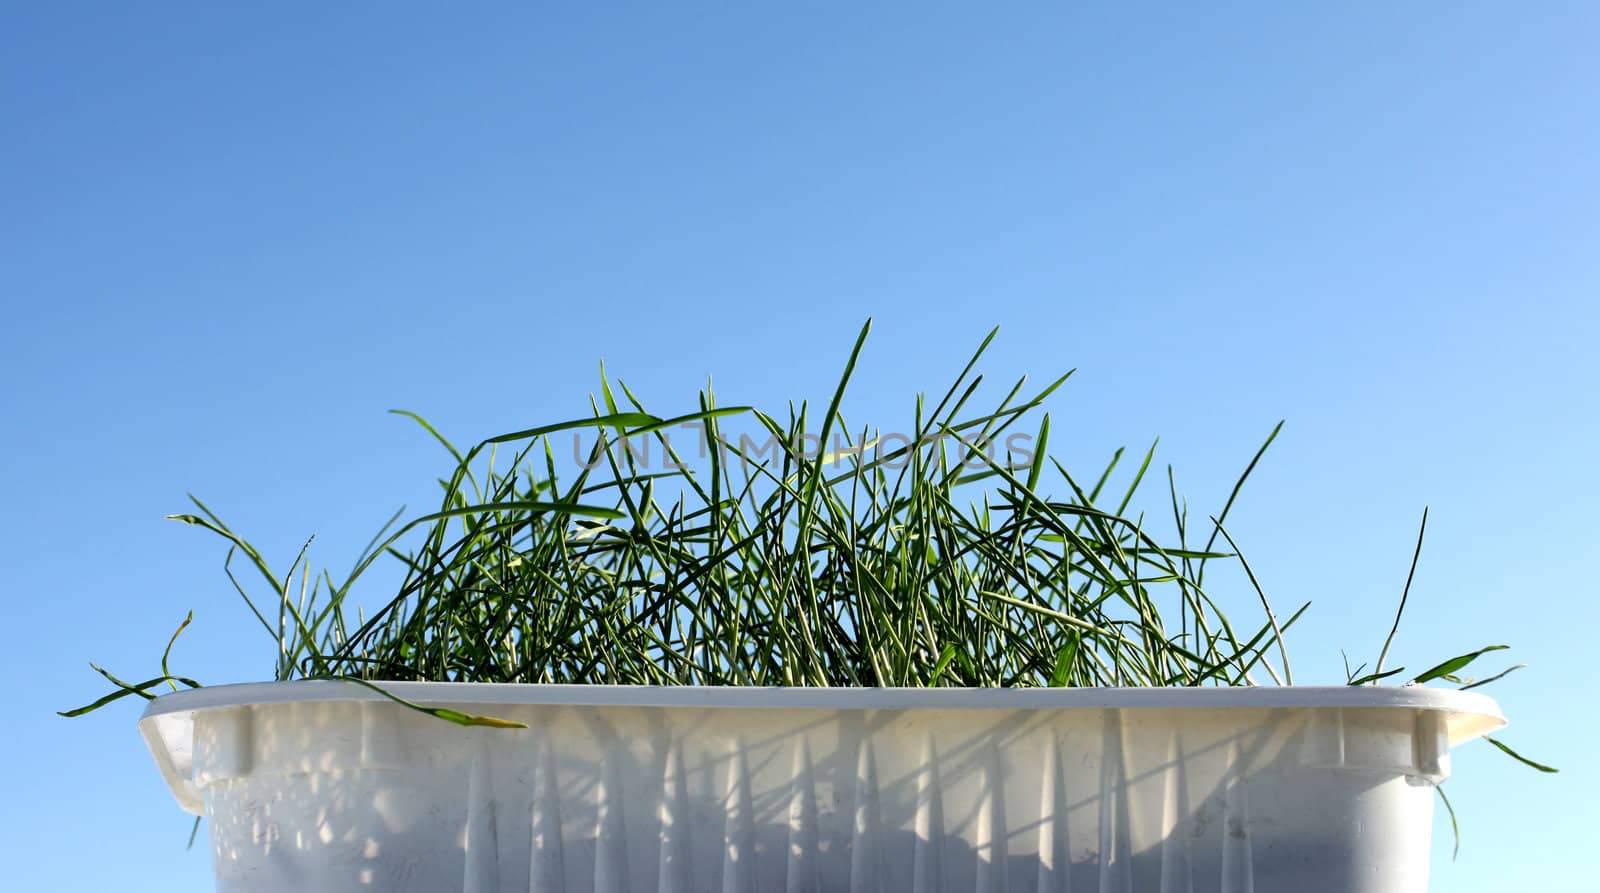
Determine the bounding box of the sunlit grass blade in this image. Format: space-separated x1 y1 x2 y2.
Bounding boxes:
161 610 193 692
332 676 527 728
1438 786 1460 860
1411 646 1510 684
1459 664 1525 691
58 668 201 716
1483 736 1557 773
1347 667 1407 686
1376 507 1428 677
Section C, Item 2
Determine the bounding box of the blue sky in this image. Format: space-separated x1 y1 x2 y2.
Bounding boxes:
3 2 1594 890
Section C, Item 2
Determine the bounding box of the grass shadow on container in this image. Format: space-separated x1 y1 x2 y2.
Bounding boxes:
191 697 1444 892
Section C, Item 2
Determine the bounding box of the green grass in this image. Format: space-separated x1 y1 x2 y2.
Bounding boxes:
63 320 1549 778
160 323 1302 689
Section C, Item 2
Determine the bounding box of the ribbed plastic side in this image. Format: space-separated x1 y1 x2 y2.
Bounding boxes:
175 693 1473 893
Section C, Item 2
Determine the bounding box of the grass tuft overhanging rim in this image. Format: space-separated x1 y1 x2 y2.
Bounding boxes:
64 320 1553 851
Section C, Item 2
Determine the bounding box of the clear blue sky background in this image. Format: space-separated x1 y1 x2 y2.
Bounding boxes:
3 3 1593 890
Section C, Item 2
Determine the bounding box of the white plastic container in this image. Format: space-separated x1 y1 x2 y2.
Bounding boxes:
140 682 1504 893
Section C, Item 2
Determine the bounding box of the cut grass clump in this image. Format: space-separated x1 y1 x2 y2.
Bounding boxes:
69 320 1534 695
137 322 1316 691
64 321 1546 758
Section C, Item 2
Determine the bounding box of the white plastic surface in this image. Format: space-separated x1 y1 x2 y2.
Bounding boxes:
141 682 1505 893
